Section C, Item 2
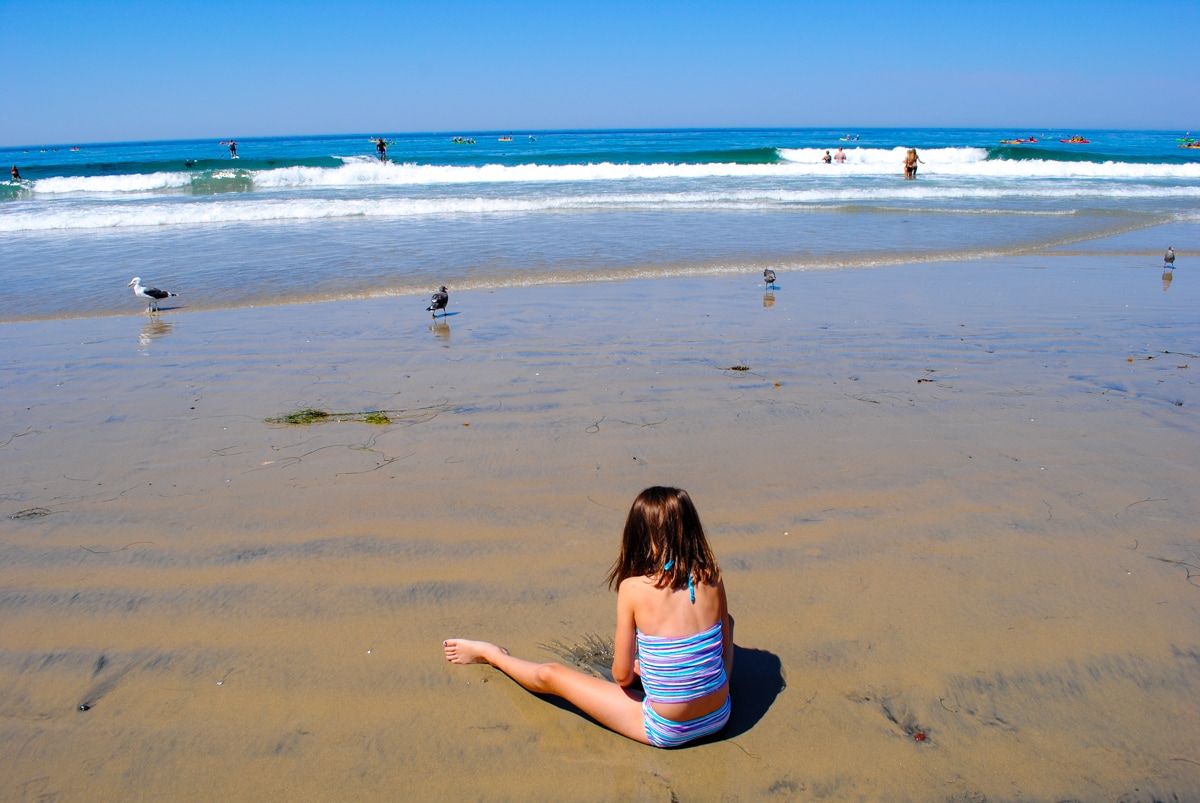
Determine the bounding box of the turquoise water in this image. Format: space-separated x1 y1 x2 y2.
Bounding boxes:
2 128 1198 321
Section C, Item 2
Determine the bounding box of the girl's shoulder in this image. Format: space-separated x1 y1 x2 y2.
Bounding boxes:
618 573 660 595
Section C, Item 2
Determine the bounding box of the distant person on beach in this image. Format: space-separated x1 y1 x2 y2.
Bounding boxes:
10 165 19 181
375 138 387 161
834 147 846 164
228 140 237 158
443 486 733 748
904 148 923 179
823 150 832 164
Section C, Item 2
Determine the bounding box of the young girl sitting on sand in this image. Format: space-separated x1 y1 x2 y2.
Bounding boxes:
443 486 733 748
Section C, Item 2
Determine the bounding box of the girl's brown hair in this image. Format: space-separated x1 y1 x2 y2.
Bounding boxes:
606 487 721 591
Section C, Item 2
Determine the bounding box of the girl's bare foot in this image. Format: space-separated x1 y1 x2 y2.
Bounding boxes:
443 638 509 666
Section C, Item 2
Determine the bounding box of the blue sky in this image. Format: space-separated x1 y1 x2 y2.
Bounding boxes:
2 0 1195 145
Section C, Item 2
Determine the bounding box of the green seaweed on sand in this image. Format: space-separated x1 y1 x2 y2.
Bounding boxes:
266 404 450 426
267 408 388 426
280 408 330 425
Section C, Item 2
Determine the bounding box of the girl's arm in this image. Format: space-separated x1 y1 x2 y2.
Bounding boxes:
611 580 639 687
719 580 734 681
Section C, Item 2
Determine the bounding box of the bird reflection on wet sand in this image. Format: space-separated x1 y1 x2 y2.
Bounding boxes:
137 317 174 349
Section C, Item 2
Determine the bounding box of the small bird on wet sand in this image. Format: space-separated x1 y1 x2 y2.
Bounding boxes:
127 277 178 313
426 286 449 318
763 268 777 289
1164 246 1175 267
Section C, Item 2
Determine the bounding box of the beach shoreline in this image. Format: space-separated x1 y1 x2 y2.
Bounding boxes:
6 127 1200 324
2 249 1199 801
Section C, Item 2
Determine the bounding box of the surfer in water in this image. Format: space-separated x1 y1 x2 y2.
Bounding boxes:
10 165 20 181
375 138 388 161
228 140 237 158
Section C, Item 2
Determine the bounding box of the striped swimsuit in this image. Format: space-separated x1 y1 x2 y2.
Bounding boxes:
636 621 731 747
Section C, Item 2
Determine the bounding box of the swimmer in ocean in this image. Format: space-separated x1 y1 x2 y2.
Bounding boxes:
10 165 20 181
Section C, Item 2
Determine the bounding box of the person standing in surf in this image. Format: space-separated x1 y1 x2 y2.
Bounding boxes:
904 148 923 179
375 138 388 161
228 140 237 158
442 486 733 748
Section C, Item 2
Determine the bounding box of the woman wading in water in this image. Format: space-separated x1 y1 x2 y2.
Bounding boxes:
904 147 924 179
443 486 733 747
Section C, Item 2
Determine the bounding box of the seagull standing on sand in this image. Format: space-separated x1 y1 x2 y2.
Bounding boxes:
763 268 777 289
1164 246 1175 267
426 286 449 318
127 277 178 313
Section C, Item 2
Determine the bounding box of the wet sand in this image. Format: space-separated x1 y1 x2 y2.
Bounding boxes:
2 239 1199 801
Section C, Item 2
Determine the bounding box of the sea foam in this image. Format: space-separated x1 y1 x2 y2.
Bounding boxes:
18 148 1200 199
32 172 194 194
5 184 1200 232
260 151 1200 186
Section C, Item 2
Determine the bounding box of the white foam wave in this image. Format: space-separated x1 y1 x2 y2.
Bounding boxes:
5 184 1200 232
32 172 194 194
779 146 990 167
934 159 1200 180
779 147 1200 179
16 147 1200 197
259 154 1200 185
250 159 808 188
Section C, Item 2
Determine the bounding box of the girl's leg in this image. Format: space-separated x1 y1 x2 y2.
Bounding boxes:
443 638 650 745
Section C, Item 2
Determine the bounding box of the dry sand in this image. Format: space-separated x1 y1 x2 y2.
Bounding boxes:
1 248 1198 801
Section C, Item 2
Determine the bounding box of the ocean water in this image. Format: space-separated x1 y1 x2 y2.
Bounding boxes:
2 128 1198 321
